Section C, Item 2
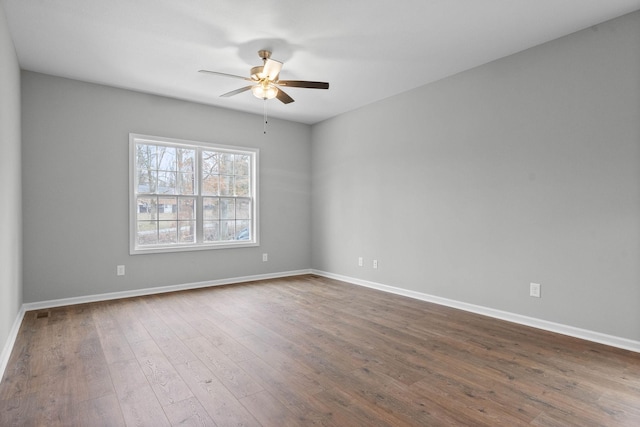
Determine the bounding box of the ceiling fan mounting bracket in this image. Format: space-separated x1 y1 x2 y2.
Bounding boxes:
258 50 272 62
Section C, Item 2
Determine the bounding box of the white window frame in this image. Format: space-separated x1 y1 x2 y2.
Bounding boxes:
129 133 259 254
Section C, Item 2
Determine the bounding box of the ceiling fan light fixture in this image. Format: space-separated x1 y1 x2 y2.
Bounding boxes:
200 49 328 106
252 82 278 100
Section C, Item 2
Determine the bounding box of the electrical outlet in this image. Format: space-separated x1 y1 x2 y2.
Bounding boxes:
373 259 378 269
530 282 541 298
358 257 363 267
117 265 125 276
262 253 268 262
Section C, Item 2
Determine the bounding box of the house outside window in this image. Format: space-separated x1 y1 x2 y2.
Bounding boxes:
130 134 258 254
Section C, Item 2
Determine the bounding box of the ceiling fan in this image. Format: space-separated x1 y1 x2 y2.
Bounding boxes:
199 50 329 104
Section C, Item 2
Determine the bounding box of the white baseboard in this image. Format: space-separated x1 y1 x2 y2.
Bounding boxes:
312 270 640 354
22 269 313 311
0 306 26 382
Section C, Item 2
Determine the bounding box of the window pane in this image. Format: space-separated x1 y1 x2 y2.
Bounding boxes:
220 220 235 241
235 221 250 240
219 176 233 196
158 146 176 171
158 221 177 243
137 168 150 193
137 220 158 246
220 198 235 220
158 197 177 220
178 221 195 243
177 148 195 173
202 174 219 195
236 199 251 219
203 197 219 220
136 197 156 220
178 173 194 195
137 144 157 170
220 153 234 174
158 171 176 194
178 198 195 220
203 221 219 241
234 155 250 176
142 171 158 194
202 151 219 174
234 176 249 196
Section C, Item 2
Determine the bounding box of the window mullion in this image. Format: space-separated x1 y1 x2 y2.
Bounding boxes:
196 148 203 244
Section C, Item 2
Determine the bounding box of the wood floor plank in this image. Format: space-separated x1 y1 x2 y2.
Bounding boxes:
410 368 537 426
238 389 299 427
71 333 117 401
146 295 202 342
112 298 155 345
173 358 260 426
1 275 639 426
136 303 200 367
184 315 256 363
70 393 127 427
235 333 326 395
184 336 263 399
0 391 39 427
309 386 408 427
236 354 322 420
92 302 136 364
0 313 45 400
163 396 217 426
108 357 172 426
131 338 195 407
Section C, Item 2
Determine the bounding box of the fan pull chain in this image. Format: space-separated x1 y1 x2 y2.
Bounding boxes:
263 99 268 134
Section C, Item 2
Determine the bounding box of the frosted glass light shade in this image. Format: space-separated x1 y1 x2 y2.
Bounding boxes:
252 83 278 100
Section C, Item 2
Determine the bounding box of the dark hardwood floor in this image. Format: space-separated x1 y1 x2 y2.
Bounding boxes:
1 275 639 426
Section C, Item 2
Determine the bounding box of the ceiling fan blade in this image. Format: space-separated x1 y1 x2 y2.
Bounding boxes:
276 88 295 104
220 86 253 97
199 70 252 81
277 80 329 89
263 59 283 81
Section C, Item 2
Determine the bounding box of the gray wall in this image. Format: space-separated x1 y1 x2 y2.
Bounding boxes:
311 11 640 341
22 72 312 302
0 4 22 356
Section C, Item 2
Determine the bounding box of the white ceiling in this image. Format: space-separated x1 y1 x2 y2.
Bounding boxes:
3 0 640 124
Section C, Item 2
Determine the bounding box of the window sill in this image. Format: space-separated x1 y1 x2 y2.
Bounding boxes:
130 240 259 255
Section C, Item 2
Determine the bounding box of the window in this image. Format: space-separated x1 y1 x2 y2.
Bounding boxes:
130 134 258 254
